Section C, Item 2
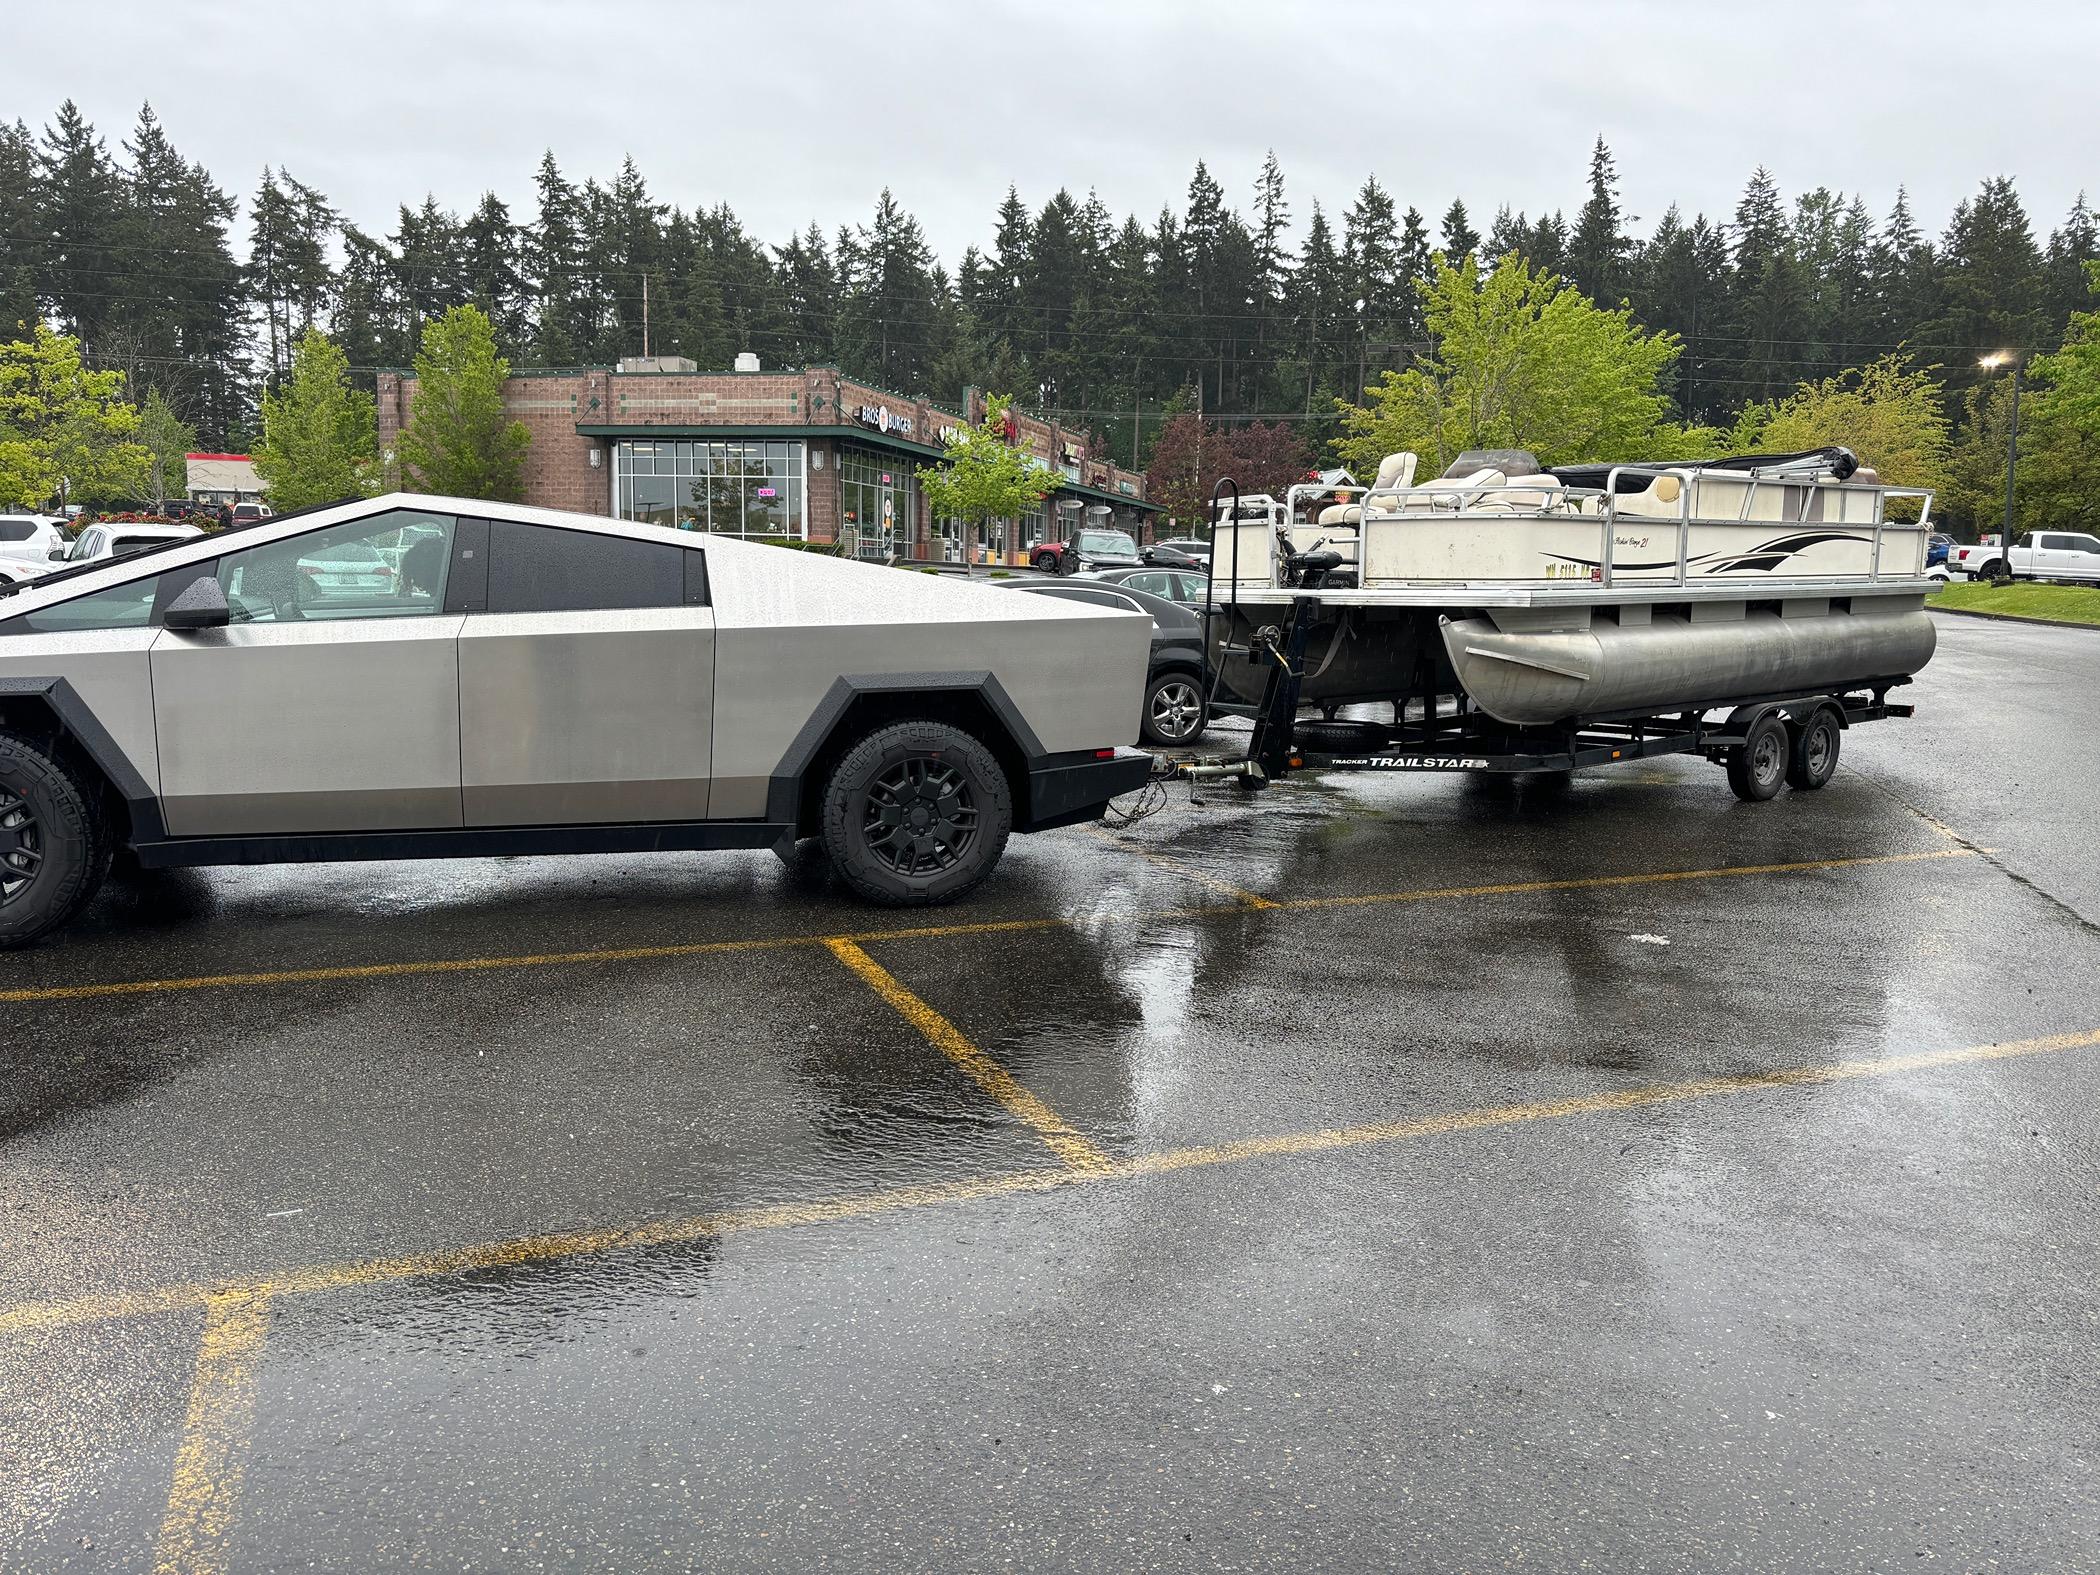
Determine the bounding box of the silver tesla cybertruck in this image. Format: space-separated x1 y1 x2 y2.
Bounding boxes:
0 494 1155 946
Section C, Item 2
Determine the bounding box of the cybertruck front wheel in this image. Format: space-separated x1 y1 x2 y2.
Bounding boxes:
0 730 113 948
820 722 1012 906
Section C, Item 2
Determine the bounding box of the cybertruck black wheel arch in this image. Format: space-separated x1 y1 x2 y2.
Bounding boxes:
764 672 1047 833
0 676 166 843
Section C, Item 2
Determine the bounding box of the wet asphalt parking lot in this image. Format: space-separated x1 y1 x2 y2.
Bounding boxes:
3 611 2098 1572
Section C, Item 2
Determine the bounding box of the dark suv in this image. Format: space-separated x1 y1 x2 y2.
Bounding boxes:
1029 527 1144 576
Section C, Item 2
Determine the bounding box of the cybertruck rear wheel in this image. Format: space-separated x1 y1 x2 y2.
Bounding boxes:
821 722 1012 906
0 730 113 949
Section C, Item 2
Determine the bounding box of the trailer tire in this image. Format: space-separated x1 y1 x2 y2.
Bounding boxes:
1785 709 1841 791
1725 713 1790 803
820 721 1012 906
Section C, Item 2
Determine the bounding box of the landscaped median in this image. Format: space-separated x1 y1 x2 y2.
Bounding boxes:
1928 580 2100 629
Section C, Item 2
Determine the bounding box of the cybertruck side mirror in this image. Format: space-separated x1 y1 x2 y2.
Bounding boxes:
163 574 231 631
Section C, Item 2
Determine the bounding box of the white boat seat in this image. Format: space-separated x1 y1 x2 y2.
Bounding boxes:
1471 473 1566 513
1318 452 1416 525
1611 473 1686 519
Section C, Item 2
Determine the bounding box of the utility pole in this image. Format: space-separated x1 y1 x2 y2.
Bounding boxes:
1131 354 1141 473
642 274 650 358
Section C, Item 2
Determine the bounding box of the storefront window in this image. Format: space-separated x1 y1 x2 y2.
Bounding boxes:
615 439 804 539
839 447 915 561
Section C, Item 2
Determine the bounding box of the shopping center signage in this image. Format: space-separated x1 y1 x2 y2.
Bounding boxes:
855 403 915 438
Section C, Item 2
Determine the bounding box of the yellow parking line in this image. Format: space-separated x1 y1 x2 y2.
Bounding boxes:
1267 845 1974 911
1082 824 1280 908
151 1290 272 1575
825 939 1112 1172
3 1021 2091 1339
0 847 1977 1007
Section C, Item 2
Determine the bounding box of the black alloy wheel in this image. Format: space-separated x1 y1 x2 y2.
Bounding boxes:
0 730 112 948
0 782 41 907
821 721 1013 906
864 756 979 877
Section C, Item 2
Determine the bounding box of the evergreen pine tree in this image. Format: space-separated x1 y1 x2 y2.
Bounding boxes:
1438 198 1479 261
1567 136 1630 303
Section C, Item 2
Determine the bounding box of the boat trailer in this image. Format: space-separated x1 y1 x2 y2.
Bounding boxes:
1166 591 1916 802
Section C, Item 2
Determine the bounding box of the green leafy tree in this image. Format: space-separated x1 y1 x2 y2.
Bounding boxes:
137 385 197 507
917 394 1059 538
395 303 530 500
252 328 379 510
1729 355 1951 488
1336 253 1717 475
0 322 150 507
2011 260 2100 531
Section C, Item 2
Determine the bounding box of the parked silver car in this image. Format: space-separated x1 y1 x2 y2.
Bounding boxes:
0 493 1154 946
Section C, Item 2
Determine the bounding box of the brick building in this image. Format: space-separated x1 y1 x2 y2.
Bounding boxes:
375 359 1157 565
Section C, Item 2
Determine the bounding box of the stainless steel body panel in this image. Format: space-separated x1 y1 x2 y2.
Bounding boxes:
3 493 1157 838
1441 604 1938 726
705 540 1150 817
150 617 466 834
458 607 715 825
0 628 162 791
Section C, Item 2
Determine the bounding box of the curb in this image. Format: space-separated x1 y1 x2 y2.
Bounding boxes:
1929 605 2100 633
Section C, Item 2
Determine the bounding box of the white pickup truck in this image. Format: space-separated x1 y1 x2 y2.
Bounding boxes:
1950 530 2100 584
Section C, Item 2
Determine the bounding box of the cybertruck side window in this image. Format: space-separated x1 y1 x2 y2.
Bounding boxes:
216 510 456 623
483 522 700 613
7 563 214 633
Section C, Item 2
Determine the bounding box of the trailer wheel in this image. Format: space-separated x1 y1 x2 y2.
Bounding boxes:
1725 713 1789 803
1785 709 1841 791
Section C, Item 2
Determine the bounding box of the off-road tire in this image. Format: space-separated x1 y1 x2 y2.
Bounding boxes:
0 730 113 948
1725 712 1790 803
1785 709 1842 791
820 721 1012 906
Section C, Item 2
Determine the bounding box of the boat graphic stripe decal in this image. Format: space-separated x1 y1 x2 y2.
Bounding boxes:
1544 530 1873 576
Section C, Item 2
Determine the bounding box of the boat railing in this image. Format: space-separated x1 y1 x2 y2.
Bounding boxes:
1235 468 1935 588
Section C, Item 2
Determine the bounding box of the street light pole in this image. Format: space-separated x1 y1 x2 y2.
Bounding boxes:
2000 359 2021 578
1979 351 2024 583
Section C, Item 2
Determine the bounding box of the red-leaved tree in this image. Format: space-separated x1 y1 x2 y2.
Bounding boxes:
1143 416 1316 534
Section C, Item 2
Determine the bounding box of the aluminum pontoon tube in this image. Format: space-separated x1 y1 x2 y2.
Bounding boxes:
1440 604 1937 725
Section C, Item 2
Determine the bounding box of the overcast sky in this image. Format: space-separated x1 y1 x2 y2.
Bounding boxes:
8 0 2094 263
